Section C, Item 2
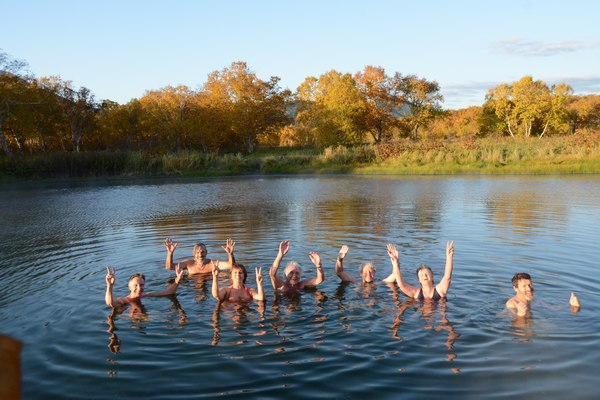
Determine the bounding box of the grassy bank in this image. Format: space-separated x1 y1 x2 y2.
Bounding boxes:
1 135 600 181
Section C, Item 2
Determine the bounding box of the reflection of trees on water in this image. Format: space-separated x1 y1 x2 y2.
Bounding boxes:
485 190 567 235
391 299 460 368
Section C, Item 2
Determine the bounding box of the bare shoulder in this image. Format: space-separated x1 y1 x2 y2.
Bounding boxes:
505 297 516 308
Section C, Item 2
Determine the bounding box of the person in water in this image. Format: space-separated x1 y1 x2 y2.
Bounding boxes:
506 272 581 317
335 244 395 284
386 241 455 300
105 265 184 307
164 237 236 275
211 261 265 302
269 240 324 293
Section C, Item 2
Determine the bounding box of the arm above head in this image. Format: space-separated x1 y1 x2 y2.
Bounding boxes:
301 252 324 288
105 266 116 307
253 267 265 301
335 245 355 282
387 243 420 298
220 238 236 270
164 238 178 270
211 261 225 301
270 240 289 290
436 240 454 297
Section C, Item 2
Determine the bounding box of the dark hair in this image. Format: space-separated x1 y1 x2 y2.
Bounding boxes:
128 273 145 283
512 272 531 287
415 264 432 277
231 263 248 284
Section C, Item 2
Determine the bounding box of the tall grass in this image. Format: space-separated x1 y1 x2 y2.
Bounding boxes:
1 134 599 181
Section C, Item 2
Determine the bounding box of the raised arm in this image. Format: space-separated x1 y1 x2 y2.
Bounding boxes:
301 252 324 288
335 245 355 282
211 261 224 301
145 265 184 297
164 238 178 270
570 292 580 312
253 267 265 301
436 240 454 297
269 240 289 290
219 238 236 270
105 266 117 307
387 243 420 298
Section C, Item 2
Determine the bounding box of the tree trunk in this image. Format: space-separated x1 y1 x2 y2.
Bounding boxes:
506 117 515 138
0 120 13 157
539 119 550 138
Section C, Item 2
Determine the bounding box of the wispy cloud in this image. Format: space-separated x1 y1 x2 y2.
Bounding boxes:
494 37 600 56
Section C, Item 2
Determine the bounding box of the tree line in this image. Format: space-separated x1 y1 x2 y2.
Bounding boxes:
1 49 599 158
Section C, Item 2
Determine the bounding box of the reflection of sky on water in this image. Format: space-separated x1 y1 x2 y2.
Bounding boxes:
1 175 600 399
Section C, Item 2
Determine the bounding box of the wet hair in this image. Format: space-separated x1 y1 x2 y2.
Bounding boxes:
128 273 145 283
231 263 248 284
512 272 531 287
415 264 432 277
284 262 302 277
193 243 207 254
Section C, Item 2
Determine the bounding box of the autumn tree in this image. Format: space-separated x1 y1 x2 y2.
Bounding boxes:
296 70 366 147
201 61 291 153
393 73 444 140
353 66 404 143
482 76 574 137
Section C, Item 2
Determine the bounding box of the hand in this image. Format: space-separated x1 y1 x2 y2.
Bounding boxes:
338 245 349 260
279 240 290 257
309 252 321 266
164 238 178 253
516 300 528 317
387 243 399 262
570 292 580 307
105 266 115 286
175 264 184 283
222 238 235 255
256 267 263 285
211 260 220 278
446 240 454 257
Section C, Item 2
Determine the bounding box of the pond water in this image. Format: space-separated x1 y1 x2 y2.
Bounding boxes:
1 175 599 399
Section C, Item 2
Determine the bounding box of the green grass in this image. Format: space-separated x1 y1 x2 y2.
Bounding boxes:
2 134 600 181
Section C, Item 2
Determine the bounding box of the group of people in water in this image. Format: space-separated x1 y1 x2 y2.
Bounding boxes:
104 237 581 317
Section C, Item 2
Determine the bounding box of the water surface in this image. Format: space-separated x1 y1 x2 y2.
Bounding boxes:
1 175 599 399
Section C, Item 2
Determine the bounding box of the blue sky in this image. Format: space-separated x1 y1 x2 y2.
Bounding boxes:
2 0 599 109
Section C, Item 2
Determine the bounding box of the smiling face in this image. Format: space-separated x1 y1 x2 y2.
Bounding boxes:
128 276 145 298
284 263 302 286
360 264 375 283
230 264 247 288
416 265 434 287
193 243 207 262
514 278 534 301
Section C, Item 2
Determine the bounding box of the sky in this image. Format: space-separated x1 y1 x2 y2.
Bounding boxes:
2 0 600 109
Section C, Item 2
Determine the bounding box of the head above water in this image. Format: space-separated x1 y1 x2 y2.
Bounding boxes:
359 263 376 283
511 272 532 287
416 264 434 285
193 243 207 258
284 262 302 284
128 273 146 295
230 263 248 284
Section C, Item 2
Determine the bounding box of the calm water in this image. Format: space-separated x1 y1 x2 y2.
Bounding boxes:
1 175 599 399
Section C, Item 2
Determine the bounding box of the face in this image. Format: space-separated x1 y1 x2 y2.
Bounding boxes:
193 245 207 261
231 268 245 286
361 264 375 283
514 279 534 300
285 266 301 286
128 277 145 297
417 268 433 286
